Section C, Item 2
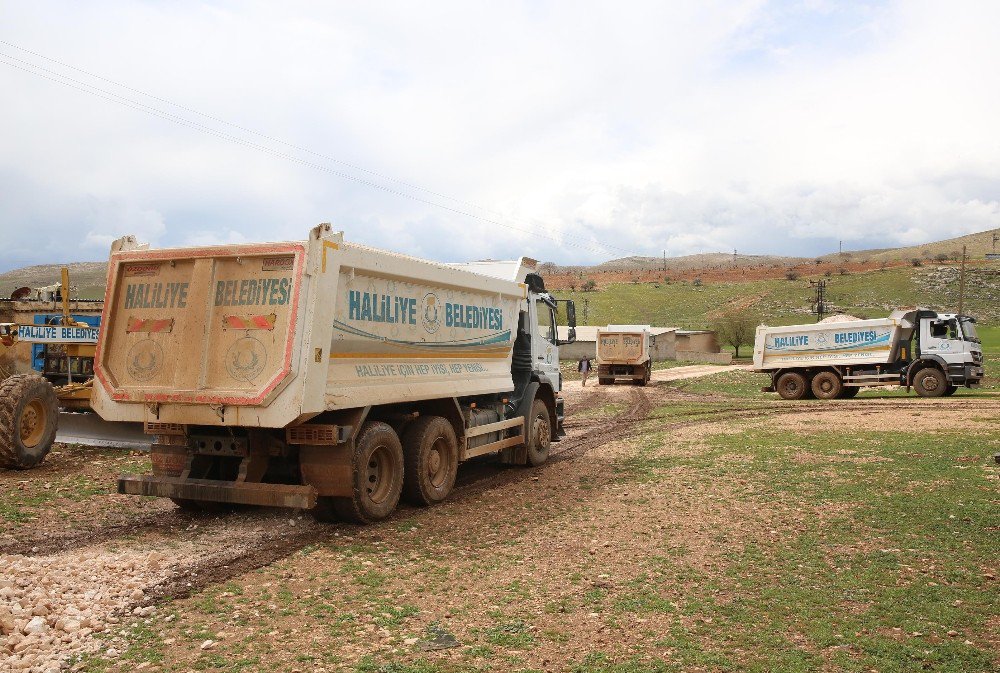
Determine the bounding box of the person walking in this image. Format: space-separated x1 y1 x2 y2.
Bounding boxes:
578 355 592 386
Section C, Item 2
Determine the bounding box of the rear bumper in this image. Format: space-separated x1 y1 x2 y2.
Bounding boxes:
598 364 647 379
118 474 317 509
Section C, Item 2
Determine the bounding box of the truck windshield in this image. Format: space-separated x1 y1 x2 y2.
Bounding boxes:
959 317 980 343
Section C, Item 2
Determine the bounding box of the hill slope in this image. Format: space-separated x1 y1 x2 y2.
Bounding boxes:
0 262 108 300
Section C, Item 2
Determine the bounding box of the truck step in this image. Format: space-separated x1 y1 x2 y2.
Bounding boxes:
118 475 318 509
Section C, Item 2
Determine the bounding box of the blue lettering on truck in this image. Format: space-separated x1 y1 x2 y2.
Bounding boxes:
347 291 417 324
835 330 877 345
345 290 502 330
445 303 503 330
772 335 809 349
213 278 291 307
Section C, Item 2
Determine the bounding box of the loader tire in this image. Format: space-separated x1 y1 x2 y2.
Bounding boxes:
524 398 551 467
333 421 404 524
402 416 458 506
913 368 947 398
775 372 808 400
810 371 842 400
0 375 59 469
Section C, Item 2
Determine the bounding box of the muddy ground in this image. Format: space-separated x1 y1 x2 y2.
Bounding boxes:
1 374 997 672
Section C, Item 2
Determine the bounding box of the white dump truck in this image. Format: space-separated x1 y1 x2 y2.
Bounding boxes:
596 325 651 386
753 308 984 400
95 224 576 522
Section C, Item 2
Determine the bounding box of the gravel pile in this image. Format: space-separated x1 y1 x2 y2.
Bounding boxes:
0 549 174 671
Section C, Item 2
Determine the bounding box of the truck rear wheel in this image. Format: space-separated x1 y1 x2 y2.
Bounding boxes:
525 398 551 466
913 368 947 397
0 375 59 469
838 386 859 399
810 371 842 400
333 421 404 524
402 416 458 506
775 372 808 400
598 378 613 385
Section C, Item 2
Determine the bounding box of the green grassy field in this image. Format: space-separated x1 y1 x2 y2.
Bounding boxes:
561 264 998 330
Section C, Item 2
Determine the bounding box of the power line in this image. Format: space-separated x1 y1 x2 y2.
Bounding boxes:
0 38 507 219
0 42 642 258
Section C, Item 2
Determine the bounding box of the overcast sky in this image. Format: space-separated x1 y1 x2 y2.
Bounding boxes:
1 1 998 272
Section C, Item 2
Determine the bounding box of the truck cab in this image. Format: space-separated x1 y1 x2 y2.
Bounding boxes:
912 312 984 390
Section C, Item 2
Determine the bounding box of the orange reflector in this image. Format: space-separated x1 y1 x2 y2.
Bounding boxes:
126 317 174 333
223 313 277 331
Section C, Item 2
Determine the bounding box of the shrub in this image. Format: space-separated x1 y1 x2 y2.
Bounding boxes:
785 270 800 281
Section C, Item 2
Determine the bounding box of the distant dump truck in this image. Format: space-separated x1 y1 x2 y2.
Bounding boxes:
754 308 984 400
596 325 651 386
96 224 576 523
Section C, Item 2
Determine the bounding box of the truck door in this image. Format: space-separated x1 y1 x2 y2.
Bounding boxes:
530 296 560 390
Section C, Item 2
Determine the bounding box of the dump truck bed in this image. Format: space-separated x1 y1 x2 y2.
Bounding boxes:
596 326 650 365
93 227 530 429
753 318 901 370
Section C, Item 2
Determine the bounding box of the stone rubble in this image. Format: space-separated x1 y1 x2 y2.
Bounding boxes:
0 549 173 672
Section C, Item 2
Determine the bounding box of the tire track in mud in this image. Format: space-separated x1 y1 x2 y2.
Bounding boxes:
11 392 996 559
10 390 999 603
140 387 660 604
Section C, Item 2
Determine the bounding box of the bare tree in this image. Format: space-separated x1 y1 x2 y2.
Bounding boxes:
711 309 758 359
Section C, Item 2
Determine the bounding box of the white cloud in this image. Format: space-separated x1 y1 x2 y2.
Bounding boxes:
0 0 998 272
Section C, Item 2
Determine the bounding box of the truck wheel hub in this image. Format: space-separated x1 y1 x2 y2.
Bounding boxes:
366 447 393 503
19 400 45 447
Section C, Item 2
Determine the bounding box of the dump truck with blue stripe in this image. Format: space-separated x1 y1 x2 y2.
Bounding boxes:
96 224 577 522
753 308 984 400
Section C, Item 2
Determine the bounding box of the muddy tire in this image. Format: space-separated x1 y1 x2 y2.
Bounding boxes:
913 368 947 398
942 384 958 396
775 372 808 400
0 375 59 469
402 416 458 506
810 371 842 400
524 398 551 467
598 378 613 385
332 421 404 524
839 386 859 399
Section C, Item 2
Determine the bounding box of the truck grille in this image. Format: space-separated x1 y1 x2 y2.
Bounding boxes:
972 351 983 365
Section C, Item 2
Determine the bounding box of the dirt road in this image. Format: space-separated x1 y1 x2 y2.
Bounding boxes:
1 377 997 672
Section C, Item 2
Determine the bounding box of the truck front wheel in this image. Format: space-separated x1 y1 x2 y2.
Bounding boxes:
775 372 808 400
942 384 958 396
913 368 947 398
0 375 59 469
333 421 404 524
811 371 842 400
402 416 458 506
525 398 551 466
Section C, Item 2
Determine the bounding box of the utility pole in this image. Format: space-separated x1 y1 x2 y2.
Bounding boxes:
957 245 967 316
993 231 999 250
583 298 589 324
839 240 842 255
662 250 666 272
810 280 827 322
